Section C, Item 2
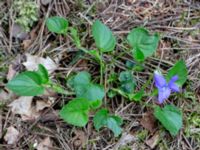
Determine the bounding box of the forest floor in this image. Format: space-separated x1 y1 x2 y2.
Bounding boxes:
0 0 200 150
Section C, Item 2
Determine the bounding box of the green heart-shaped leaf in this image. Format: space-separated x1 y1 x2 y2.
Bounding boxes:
92 20 116 52
6 71 44 96
46 16 68 34
166 60 187 86
127 27 159 61
93 109 123 137
59 98 90 127
154 104 182 136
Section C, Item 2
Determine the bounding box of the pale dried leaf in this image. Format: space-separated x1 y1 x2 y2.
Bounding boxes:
22 39 32 50
41 0 52 5
7 64 17 80
23 54 57 74
4 126 19 145
36 99 52 112
0 90 14 102
11 23 28 40
114 132 137 149
145 132 160 149
8 96 40 121
72 130 87 148
37 137 53 150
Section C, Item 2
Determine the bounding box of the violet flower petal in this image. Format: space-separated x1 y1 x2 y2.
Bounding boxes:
169 75 179 83
168 82 179 92
168 75 179 92
158 87 171 104
154 72 167 88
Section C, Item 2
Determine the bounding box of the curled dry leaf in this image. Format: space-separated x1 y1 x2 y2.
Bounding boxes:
23 54 57 74
36 99 52 112
37 137 53 150
4 126 20 145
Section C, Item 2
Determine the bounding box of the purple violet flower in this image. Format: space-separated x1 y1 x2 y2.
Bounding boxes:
154 71 180 104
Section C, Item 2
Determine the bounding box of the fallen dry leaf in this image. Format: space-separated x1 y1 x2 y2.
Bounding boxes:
11 23 28 40
22 39 32 50
7 64 17 80
37 137 53 150
140 112 156 133
145 132 160 149
36 99 52 112
4 126 20 145
23 54 57 74
40 110 59 123
0 90 16 103
8 96 54 121
72 130 87 148
41 0 52 5
8 96 40 121
114 132 137 149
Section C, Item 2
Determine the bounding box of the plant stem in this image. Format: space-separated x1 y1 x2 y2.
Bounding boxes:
46 82 74 96
100 51 104 84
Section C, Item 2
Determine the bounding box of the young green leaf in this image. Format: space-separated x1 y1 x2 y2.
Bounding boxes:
68 72 105 104
128 90 144 102
119 71 136 94
154 105 182 136
93 109 123 137
127 27 159 61
89 100 102 109
6 71 44 96
36 64 49 84
59 98 90 127
68 71 91 88
69 27 81 47
92 20 116 52
166 60 187 86
82 84 104 100
46 16 68 34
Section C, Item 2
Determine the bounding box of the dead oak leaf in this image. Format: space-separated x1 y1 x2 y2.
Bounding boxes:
37 137 53 150
4 126 20 145
23 54 57 74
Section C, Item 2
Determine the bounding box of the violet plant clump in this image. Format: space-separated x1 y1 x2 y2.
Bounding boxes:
5 16 188 137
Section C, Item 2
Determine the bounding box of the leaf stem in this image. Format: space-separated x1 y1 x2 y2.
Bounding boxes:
46 81 74 95
100 51 104 84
